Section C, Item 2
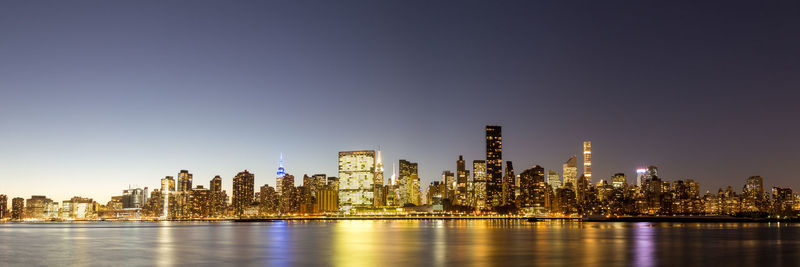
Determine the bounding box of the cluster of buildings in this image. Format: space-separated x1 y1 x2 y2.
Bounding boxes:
1 126 798 220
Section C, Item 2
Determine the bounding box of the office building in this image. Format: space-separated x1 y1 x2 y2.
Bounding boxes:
485 125 503 208
563 156 578 188
232 170 255 216
338 150 376 210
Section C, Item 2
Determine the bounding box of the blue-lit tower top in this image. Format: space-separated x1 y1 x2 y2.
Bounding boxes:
277 153 286 177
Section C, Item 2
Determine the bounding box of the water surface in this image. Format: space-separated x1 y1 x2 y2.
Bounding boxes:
1 220 798 266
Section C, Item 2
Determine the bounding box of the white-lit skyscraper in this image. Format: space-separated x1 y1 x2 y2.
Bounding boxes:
583 141 592 182
338 150 376 211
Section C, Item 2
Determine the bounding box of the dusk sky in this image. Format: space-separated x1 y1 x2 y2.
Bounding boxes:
1 1 798 203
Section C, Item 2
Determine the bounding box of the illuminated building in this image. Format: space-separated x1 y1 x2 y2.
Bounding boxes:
317 185 339 212
562 156 577 188
442 171 455 201
772 187 793 215
611 173 626 188
232 170 255 216
472 160 487 210
636 168 647 187
338 150 376 210
61 197 95 219
209 176 227 217
582 141 592 182
502 161 515 206
743 176 765 212
189 185 211 218
456 155 470 205
160 176 175 218
427 181 444 211
279 174 296 213
519 165 546 213
398 159 419 205
25 195 57 219
122 187 148 209
646 166 659 181
259 184 278 214
177 170 193 192
276 154 287 196
485 125 503 208
547 170 562 190
0 195 7 219
374 150 385 207
11 197 24 220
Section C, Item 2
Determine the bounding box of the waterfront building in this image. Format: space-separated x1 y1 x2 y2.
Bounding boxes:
122 187 148 209
485 125 503 208
0 195 7 219
562 156 577 188
427 181 445 211
456 155 470 206
398 159 419 205
743 176 765 212
259 184 278 214
25 195 58 219
177 170 193 192
11 197 24 220
232 170 255 216
583 141 592 182
502 161 515 206
209 176 227 217
442 170 455 201
338 150 376 210
317 186 339 212
374 150 385 207
188 186 211 218
519 165 546 213
473 160 487 210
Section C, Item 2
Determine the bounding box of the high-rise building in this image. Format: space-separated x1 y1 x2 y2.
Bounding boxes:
456 155 469 205
473 160 487 210
743 176 765 211
442 171 455 201
547 170 562 189
122 187 148 209
502 161 515 206
0 195 7 219
519 165 546 212
398 159 419 205
485 125 503 208
25 195 57 219
374 150 385 207
338 150 376 210
636 168 647 187
232 170 255 216
276 154 287 196
11 197 24 220
583 141 592 182
562 156 578 188
177 170 193 192
612 173 626 188
210 176 222 192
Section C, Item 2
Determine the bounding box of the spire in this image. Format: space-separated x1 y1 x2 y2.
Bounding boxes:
390 163 397 185
277 153 286 177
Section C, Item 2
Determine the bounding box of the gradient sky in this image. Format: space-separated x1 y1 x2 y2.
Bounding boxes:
1 1 799 204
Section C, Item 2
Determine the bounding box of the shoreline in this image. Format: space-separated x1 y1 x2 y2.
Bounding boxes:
2 216 797 223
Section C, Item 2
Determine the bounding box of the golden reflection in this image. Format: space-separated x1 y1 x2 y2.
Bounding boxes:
156 221 174 267
332 220 379 267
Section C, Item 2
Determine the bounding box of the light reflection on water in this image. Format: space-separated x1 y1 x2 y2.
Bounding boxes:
1 220 799 266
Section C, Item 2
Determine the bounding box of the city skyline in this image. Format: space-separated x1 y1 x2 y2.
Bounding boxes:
1 1 798 204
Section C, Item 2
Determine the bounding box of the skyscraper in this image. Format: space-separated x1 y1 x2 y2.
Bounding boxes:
473 160 487 210
338 150 376 210
0 195 7 219
210 176 222 192
232 170 255 216
562 156 578 188
276 154 287 196
456 155 469 205
547 170 562 189
519 165 546 212
442 171 455 201
582 141 592 182
636 168 647 187
177 170 193 192
374 150 385 207
398 159 419 205
11 197 24 220
502 161 515 206
485 125 503 209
